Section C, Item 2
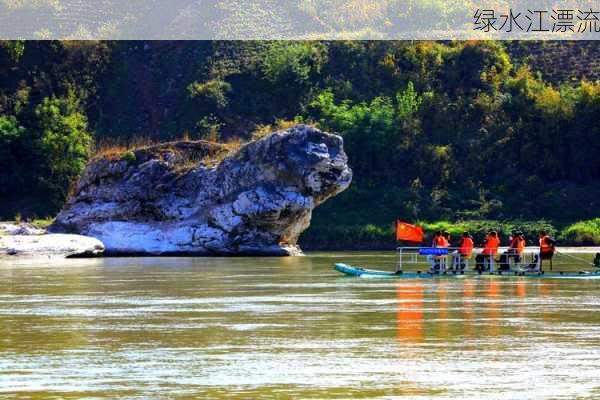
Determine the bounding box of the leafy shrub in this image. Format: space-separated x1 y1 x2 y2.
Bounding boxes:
421 220 556 245
188 79 232 109
0 40 25 65
261 42 327 84
560 219 600 245
0 115 24 142
396 81 423 120
196 115 222 142
122 150 137 165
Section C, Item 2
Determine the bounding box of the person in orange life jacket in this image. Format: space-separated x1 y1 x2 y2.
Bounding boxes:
475 231 500 272
428 231 440 269
459 232 474 256
429 231 447 272
452 232 473 271
513 232 526 255
441 231 451 247
437 231 452 272
538 230 556 270
538 231 555 259
432 231 444 247
498 231 526 271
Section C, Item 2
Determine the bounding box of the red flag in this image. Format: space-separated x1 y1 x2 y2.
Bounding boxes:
396 220 423 243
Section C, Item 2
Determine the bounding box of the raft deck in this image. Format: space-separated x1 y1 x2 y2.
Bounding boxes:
334 245 600 279
334 263 600 279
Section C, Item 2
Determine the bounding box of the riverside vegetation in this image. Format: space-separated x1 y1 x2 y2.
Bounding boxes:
0 41 599 248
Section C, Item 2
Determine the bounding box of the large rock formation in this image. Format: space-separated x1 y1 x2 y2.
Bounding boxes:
51 125 352 255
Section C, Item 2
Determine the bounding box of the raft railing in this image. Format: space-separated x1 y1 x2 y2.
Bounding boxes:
395 246 542 273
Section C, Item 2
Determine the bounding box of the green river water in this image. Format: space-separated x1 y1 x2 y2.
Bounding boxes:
1 252 600 399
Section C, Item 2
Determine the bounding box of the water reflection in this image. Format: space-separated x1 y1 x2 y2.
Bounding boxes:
462 281 476 339
436 281 449 339
539 281 552 297
516 281 527 298
486 280 504 338
396 283 424 342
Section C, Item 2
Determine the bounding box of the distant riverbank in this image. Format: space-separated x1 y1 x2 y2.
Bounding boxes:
301 219 600 250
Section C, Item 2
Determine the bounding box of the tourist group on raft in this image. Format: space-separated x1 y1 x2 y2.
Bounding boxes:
427 230 556 274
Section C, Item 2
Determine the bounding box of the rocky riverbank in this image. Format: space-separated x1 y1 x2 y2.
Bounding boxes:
0 223 104 258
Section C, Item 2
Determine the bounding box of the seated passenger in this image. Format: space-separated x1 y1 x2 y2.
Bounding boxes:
475 231 500 272
498 231 525 271
452 232 473 271
429 231 448 273
441 231 451 248
432 231 444 247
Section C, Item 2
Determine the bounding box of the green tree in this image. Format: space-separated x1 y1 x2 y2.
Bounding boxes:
35 95 92 205
0 114 25 191
0 114 24 142
261 41 328 84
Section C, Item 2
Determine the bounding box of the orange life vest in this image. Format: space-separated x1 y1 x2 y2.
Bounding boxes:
459 237 474 256
482 236 500 255
434 236 447 247
539 235 554 254
511 237 526 254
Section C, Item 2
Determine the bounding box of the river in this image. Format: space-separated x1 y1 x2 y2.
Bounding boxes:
1 252 600 399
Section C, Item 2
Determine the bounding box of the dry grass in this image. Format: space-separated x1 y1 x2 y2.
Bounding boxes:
173 157 205 172
251 119 302 141
92 136 159 161
198 138 246 167
223 137 245 152
91 123 295 169
92 130 204 161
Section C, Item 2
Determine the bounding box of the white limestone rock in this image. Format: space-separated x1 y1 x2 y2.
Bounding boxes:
0 234 105 258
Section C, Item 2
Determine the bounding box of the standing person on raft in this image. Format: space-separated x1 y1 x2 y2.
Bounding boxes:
538 230 556 270
522 230 557 272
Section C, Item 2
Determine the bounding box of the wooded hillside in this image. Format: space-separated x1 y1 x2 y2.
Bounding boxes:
1 40 599 245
